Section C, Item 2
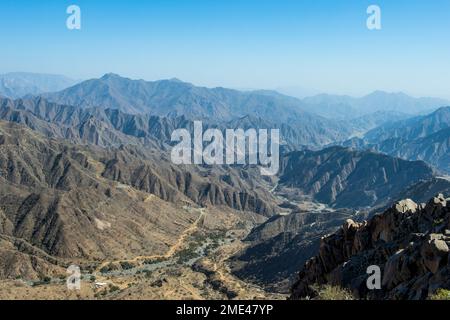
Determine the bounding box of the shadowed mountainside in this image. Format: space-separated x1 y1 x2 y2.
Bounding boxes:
344 107 450 173
278 146 435 209
230 208 366 292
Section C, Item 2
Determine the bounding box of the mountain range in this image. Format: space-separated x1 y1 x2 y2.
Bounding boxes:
278 146 435 209
343 107 450 173
0 72 449 300
302 91 449 120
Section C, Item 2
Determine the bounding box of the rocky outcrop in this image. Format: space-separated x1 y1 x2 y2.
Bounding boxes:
230 208 363 293
290 195 450 300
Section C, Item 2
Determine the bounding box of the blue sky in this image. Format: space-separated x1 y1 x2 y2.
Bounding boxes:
1 0 450 98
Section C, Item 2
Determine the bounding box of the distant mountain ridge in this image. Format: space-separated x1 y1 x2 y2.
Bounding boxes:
39 74 450 148
0 72 78 99
41 73 361 148
43 73 308 119
302 91 449 119
278 146 435 209
0 72 431 154
0 96 347 149
43 73 449 119
343 107 450 173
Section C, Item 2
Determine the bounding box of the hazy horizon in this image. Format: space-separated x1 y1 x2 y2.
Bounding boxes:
2 70 450 102
2 0 450 98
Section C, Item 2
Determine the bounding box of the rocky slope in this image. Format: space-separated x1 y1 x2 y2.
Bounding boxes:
0 119 277 216
41 74 352 147
344 107 450 173
278 146 435 209
0 120 280 280
0 96 337 150
395 177 450 205
0 97 440 213
290 194 450 300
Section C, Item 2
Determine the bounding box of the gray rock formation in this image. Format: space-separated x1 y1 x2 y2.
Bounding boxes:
290 195 450 300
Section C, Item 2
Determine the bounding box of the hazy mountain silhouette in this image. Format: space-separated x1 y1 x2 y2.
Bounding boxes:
302 91 449 119
0 72 78 99
344 107 450 173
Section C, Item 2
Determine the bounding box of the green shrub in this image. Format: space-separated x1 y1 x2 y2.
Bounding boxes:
430 289 450 300
143 270 152 278
120 261 134 270
109 285 120 293
433 218 444 226
41 276 51 284
313 285 354 300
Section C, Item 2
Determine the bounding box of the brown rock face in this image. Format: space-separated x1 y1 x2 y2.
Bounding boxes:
290 195 450 300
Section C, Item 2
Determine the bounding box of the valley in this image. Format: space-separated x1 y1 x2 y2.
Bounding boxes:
0 204 285 300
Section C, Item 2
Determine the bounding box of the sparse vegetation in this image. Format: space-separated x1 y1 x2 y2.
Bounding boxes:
175 243 200 264
430 289 450 300
100 263 117 274
120 261 134 270
30 276 52 287
109 285 120 293
312 285 354 300
143 270 152 278
235 221 247 229
143 257 167 265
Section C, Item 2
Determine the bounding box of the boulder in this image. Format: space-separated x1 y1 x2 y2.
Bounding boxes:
420 234 449 274
395 199 418 214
